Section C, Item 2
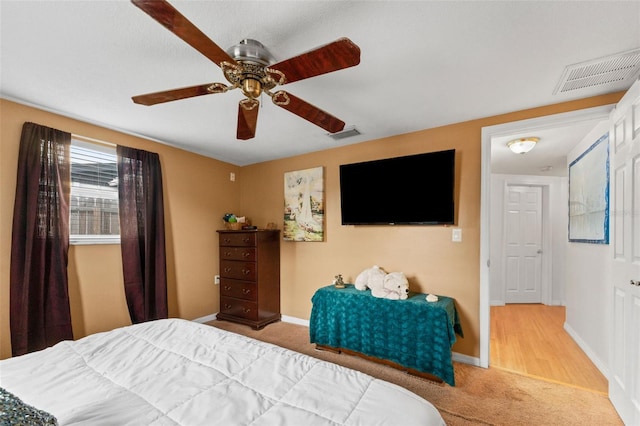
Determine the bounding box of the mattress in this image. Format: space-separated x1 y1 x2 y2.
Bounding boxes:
0 318 445 425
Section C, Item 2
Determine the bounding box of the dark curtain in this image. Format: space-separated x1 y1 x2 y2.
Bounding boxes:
117 145 168 323
10 122 73 356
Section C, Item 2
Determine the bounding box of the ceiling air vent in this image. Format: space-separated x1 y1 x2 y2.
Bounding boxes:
554 48 640 95
327 126 361 141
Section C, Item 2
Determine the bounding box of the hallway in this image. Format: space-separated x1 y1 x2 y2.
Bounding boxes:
490 304 608 394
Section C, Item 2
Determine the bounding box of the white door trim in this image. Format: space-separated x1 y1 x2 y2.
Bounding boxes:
479 105 614 368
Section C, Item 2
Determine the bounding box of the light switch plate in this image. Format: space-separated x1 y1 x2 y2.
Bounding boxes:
452 228 462 242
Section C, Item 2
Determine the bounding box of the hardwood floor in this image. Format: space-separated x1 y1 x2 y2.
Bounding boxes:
490 303 608 394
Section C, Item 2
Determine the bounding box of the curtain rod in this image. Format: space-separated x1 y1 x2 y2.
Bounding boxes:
72 134 116 148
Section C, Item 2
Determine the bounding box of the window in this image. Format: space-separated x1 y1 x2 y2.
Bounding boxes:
70 139 120 244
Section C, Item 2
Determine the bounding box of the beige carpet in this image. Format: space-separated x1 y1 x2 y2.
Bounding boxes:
207 319 623 426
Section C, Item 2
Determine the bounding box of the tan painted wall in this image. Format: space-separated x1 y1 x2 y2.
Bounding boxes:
1 92 624 360
239 92 625 358
1 99 241 359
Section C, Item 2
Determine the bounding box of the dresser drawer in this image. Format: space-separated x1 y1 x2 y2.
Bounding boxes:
220 260 256 281
216 229 280 329
219 232 256 247
220 247 256 261
220 279 257 301
220 297 258 321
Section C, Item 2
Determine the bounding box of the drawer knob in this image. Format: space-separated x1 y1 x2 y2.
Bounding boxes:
224 303 232 309
243 252 250 258
224 286 232 291
223 238 231 244
242 288 251 295
243 238 250 243
224 267 232 273
224 251 232 257
242 308 251 314
242 269 251 275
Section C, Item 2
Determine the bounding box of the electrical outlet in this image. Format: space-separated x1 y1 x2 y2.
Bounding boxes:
214 275 220 285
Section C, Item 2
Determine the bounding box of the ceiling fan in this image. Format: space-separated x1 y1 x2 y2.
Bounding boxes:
130 0 361 140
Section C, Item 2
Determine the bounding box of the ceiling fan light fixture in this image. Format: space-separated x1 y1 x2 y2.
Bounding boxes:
507 137 539 154
242 79 262 98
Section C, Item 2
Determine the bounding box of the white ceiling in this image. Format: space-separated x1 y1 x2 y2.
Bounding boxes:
1 1 639 168
490 112 611 176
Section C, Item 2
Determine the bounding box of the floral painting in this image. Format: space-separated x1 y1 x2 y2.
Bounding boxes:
284 166 324 241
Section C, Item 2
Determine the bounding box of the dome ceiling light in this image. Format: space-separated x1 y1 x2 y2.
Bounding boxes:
507 137 539 154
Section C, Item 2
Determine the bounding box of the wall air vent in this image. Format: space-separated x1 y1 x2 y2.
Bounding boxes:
553 48 640 95
327 126 361 141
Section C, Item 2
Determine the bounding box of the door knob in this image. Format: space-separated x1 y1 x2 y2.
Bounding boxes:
537 249 543 254
631 280 640 287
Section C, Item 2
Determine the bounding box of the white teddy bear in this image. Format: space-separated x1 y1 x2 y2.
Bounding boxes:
354 265 410 300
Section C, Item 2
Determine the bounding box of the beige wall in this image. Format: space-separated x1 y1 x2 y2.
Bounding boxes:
1 92 624 361
239 92 625 358
1 99 240 359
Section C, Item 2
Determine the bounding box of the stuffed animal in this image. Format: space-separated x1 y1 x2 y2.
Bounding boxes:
355 266 409 300
382 272 410 300
355 265 386 291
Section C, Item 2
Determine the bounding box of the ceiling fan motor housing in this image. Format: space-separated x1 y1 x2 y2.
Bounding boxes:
130 0 361 139
226 39 274 65
225 39 277 99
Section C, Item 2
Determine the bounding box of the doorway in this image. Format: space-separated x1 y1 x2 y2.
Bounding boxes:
479 105 614 370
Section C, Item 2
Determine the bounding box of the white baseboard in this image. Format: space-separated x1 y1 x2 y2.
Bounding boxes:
192 313 217 323
492 300 565 307
194 312 480 367
281 315 310 327
452 352 481 367
563 321 610 379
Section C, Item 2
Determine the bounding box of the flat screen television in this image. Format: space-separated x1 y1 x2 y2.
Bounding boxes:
339 149 455 225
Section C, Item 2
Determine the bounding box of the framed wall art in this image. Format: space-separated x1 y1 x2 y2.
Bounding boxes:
283 166 324 241
568 133 609 244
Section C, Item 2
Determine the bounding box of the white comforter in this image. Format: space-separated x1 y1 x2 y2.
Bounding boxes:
0 319 445 425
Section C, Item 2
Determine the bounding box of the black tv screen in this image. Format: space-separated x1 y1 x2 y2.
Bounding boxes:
339 149 455 225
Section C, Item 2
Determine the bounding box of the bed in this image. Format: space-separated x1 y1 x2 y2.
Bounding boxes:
0 318 445 425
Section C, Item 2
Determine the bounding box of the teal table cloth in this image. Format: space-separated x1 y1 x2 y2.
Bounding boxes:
310 284 463 386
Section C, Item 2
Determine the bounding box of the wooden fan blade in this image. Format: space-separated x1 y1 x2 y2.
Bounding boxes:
131 0 236 66
268 38 360 84
272 91 345 133
237 100 259 140
132 83 225 105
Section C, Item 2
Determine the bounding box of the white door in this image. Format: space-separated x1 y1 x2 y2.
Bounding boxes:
504 185 543 303
609 78 640 425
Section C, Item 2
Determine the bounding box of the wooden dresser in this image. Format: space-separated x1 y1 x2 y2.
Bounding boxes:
216 229 281 329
